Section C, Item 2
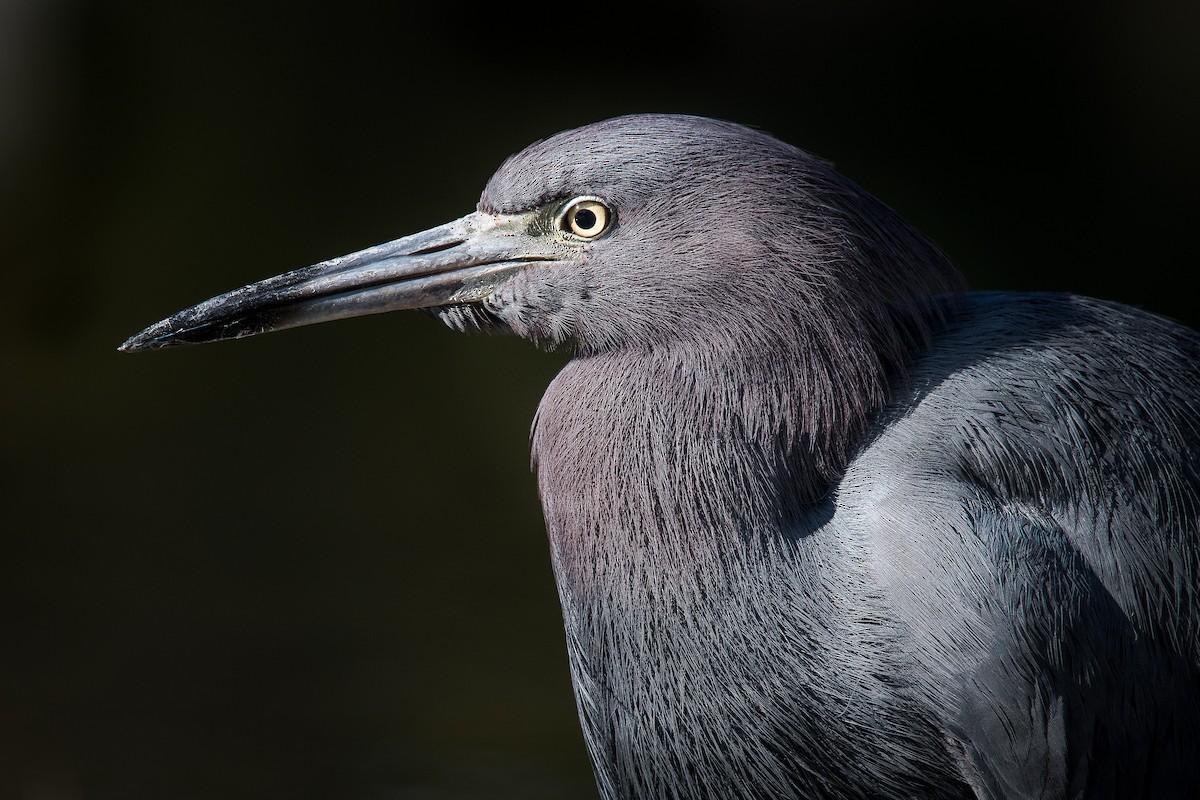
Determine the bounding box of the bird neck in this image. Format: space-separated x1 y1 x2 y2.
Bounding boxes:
531 332 878 601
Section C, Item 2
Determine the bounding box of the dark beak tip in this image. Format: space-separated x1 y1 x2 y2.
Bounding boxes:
118 329 152 353
118 336 155 353
119 318 191 352
118 321 167 353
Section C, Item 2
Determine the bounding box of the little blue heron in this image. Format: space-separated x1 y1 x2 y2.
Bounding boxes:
122 115 1200 799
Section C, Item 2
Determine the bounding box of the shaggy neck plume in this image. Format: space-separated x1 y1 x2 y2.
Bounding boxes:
530 299 951 599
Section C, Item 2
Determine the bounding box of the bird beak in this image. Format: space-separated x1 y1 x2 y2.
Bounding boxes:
119 211 555 351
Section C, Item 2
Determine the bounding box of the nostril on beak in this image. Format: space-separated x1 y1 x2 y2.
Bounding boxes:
408 239 466 256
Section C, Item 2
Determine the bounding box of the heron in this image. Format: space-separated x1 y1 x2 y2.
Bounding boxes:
121 115 1200 799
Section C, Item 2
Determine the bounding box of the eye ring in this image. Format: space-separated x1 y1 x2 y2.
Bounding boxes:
558 197 613 239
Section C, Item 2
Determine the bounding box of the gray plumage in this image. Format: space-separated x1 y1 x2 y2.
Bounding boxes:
122 114 1200 799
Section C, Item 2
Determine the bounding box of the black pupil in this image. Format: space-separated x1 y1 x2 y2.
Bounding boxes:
574 208 598 231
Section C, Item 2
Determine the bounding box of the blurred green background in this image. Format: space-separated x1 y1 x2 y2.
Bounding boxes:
2 2 1197 798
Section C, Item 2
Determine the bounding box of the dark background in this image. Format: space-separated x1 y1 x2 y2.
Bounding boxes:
2 2 1197 798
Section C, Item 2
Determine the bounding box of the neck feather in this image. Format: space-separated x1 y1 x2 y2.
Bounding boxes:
530 305 940 599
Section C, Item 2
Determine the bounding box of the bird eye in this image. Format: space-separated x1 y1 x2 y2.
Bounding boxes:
560 198 612 239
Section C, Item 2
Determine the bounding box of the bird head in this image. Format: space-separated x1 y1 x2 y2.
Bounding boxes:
121 114 963 362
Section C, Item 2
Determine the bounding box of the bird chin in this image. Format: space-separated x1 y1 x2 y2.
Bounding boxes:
431 303 508 335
